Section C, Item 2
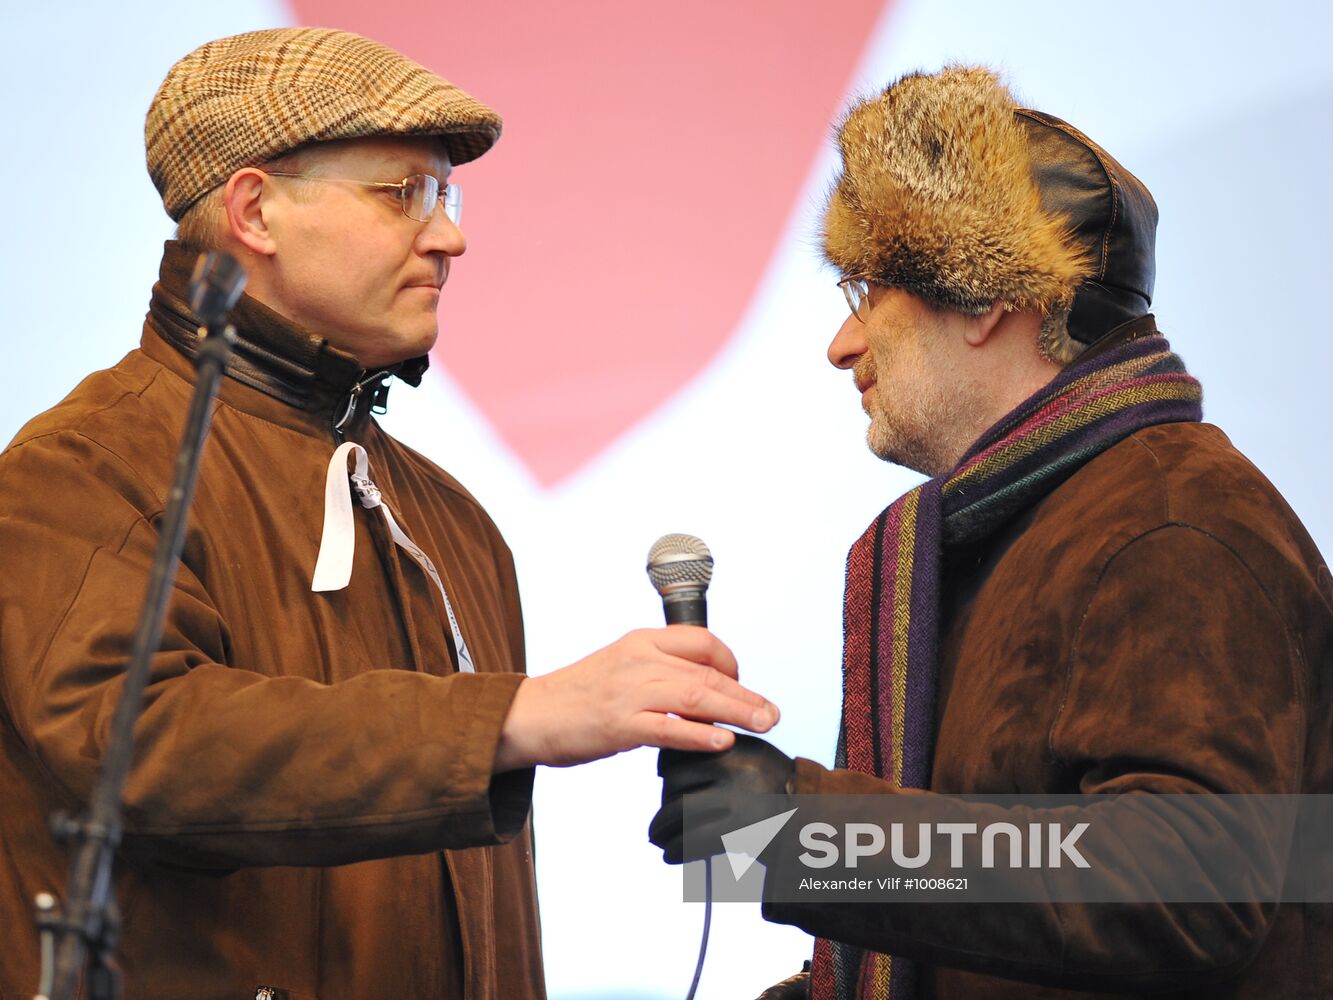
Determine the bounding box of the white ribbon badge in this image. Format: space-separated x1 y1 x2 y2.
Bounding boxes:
312 442 475 672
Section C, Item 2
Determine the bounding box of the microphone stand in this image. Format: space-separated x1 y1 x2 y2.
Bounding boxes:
33 252 246 1000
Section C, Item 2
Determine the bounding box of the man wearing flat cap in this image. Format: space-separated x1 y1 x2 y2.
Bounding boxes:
652 66 1332 998
0 27 780 998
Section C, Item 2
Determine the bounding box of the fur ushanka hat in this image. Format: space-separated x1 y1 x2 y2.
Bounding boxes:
823 66 1158 347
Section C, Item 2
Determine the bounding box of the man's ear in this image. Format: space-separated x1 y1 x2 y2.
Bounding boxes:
962 301 1009 347
222 169 278 256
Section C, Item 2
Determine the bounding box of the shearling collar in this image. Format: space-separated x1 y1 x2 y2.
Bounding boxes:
145 241 429 437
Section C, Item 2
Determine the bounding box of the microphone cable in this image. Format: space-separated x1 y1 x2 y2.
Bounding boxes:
685 860 712 1000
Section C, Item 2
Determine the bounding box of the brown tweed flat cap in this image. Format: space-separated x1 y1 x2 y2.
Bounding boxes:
146 27 502 221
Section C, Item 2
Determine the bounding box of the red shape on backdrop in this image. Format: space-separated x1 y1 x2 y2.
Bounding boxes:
289 0 888 485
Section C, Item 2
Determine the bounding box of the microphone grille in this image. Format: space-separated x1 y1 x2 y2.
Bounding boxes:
646 533 714 595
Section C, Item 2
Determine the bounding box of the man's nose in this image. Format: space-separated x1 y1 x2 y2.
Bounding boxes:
828 312 867 369
419 208 467 257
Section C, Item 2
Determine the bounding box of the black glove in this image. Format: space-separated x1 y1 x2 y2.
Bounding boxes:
649 733 795 864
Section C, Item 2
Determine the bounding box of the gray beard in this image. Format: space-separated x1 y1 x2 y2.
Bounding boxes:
865 373 987 478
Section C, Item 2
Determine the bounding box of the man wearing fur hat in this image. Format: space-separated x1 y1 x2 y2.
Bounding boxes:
0 27 779 999
652 67 1331 998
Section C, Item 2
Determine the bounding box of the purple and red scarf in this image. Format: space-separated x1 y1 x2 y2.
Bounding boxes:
812 332 1203 1000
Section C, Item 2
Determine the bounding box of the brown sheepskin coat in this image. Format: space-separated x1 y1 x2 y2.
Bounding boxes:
0 243 545 999
764 419 1333 997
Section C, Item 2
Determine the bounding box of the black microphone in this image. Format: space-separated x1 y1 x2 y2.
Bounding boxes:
646 533 718 1000
646 534 714 627
188 251 247 328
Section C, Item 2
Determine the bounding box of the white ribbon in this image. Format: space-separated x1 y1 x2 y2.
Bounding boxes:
312 442 475 672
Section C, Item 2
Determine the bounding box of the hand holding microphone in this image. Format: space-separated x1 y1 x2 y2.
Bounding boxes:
492 534 778 772
644 534 796 866
642 536 796 1000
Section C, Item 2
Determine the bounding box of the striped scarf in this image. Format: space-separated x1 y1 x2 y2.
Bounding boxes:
811 332 1203 1000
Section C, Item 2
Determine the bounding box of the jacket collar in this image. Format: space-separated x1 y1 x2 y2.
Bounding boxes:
1074 312 1159 365
145 241 430 437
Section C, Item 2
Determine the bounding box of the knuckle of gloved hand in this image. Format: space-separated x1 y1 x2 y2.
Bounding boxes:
648 813 670 847
664 766 707 799
657 748 686 776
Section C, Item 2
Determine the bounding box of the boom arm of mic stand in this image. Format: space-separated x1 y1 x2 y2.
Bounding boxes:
34 270 241 1000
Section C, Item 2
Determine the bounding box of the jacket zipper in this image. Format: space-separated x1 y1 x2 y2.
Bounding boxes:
332 366 399 439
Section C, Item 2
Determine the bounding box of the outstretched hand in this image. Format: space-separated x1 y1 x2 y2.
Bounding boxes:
494 626 779 771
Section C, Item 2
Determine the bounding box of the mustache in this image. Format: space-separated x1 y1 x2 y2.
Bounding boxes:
853 354 876 393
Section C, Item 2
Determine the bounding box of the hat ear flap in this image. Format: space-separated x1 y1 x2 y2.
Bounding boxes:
1038 299 1082 364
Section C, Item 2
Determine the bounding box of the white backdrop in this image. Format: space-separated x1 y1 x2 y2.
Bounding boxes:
3 2 1331 997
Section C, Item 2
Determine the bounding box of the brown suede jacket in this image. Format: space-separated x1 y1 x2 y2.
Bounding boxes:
0 244 545 999
764 420 1333 998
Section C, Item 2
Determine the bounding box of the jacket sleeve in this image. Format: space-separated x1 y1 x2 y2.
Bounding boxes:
761 524 1307 991
0 430 533 870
